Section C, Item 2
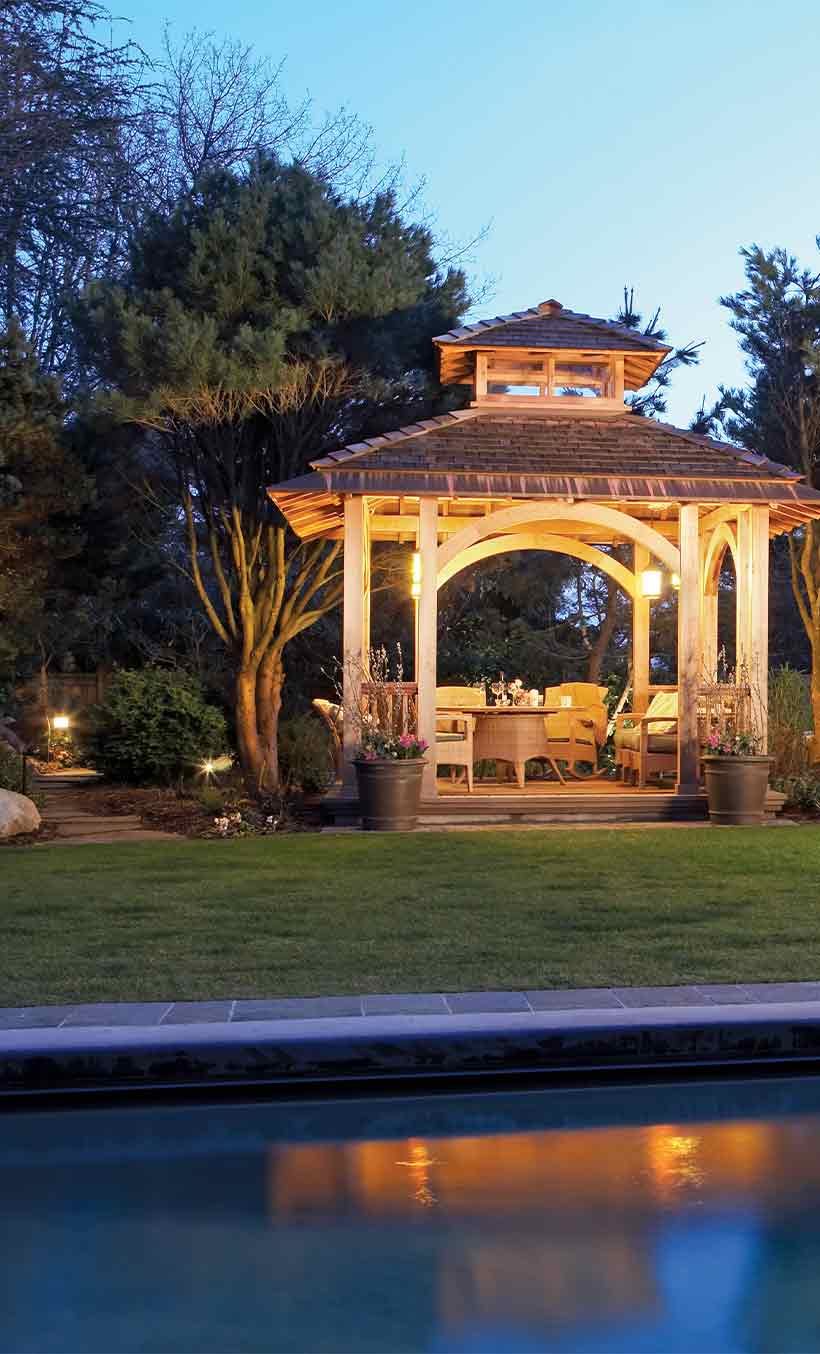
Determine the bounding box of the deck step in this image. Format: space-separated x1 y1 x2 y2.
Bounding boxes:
323 791 709 827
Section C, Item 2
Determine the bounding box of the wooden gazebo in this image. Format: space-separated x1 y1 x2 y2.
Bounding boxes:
270 299 820 819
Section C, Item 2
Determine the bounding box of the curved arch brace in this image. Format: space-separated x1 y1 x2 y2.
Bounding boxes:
437 532 636 596
703 521 738 594
436 502 680 579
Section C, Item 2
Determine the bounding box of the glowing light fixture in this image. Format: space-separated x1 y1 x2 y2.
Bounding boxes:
198 753 232 780
640 569 663 599
52 714 70 731
410 551 422 599
670 572 681 590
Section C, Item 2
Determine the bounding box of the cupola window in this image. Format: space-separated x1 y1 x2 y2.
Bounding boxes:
479 352 622 407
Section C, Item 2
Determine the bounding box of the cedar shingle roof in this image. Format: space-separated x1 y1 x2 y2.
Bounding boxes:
310 410 798 481
434 301 670 354
268 408 820 539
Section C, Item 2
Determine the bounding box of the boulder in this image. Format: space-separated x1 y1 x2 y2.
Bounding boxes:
0 789 41 839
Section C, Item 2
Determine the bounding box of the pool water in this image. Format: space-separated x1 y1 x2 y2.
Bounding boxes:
4 1075 820 1352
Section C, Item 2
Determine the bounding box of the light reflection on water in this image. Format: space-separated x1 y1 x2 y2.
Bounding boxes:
4 1085 820 1351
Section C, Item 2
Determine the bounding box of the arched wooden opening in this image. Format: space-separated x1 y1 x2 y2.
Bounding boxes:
437 531 636 595
437 502 681 580
702 520 739 678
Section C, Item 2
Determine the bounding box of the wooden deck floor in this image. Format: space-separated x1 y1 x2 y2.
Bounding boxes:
323 775 703 826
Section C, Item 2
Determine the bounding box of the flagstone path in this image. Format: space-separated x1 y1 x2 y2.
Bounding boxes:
37 772 180 845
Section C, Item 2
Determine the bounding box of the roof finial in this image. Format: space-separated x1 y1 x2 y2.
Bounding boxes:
537 299 562 314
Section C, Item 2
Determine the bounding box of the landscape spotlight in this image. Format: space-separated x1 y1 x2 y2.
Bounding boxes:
52 714 70 731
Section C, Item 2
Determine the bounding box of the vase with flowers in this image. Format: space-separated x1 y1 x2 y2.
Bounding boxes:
703 729 772 826
349 645 428 830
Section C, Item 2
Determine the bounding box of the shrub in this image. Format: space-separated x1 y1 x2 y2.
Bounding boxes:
778 773 820 814
768 665 812 780
0 739 26 793
0 741 43 809
197 784 227 814
85 669 228 785
278 713 335 794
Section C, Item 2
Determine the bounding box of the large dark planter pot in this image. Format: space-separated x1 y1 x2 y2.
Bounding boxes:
703 755 773 826
354 757 426 831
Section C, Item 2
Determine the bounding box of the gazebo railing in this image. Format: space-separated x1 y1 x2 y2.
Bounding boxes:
640 681 754 743
697 682 753 743
360 681 418 737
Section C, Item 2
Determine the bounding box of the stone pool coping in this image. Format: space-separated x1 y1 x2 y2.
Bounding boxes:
4 982 820 1095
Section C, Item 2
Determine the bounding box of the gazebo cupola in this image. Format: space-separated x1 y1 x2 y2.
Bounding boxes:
435 299 670 414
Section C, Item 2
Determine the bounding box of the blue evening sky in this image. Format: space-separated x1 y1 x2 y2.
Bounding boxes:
121 0 820 426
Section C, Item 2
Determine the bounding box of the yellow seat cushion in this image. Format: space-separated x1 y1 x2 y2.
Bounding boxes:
644 690 678 734
615 727 677 754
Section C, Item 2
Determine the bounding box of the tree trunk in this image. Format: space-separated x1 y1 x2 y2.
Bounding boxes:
256 649 284 792
235 666 264 791
587 579 619 683
810 640 820 767
789 525 820 765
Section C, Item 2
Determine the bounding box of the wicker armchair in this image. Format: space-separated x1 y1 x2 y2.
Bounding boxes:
614 690 678 787
435 686 482 791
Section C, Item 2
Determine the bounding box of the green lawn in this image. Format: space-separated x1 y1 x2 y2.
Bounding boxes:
2 828 820 1005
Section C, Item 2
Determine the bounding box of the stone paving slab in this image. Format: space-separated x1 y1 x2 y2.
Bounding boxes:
6 981 820 1030
37 778 181 846
7 996 820 1097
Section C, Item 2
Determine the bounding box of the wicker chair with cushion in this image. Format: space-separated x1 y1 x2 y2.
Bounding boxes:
540 709 599 782
614 690 678 787
558 682 609 749
435 686 483 792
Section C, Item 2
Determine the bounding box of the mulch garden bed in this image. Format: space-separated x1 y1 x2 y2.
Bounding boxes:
74 785 320 838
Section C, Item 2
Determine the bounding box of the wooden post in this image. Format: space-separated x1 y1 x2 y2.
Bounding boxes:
749 506 770 750
613 356 625 405
417 497 439 798
475 352 488 402
677 504 701 793
735 508 752 673
632 544 650 714
341 495 370 793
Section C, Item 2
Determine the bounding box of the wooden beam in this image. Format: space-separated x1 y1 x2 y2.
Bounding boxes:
677 503 700 793
417 498 439 798
735 508 752 673
699 505 740 534
341 496 370 792
749 506 770 750
633 544 650 714
475 352 487 401
613 356 625 405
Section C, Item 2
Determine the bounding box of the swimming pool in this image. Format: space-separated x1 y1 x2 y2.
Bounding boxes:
3 1074 820 1352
